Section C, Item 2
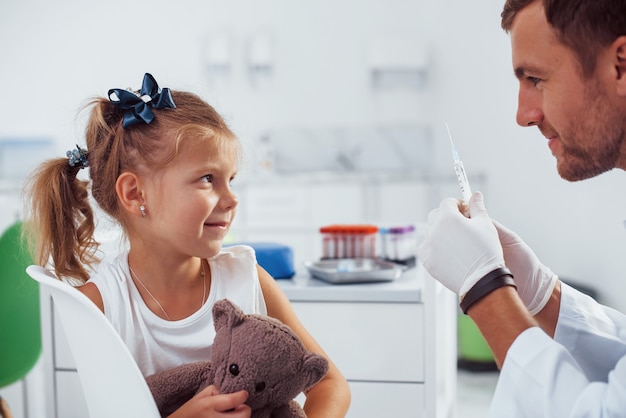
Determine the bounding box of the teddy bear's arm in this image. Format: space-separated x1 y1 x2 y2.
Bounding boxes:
145 361 213 417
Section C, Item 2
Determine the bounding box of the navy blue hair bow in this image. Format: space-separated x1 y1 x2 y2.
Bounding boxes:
108 73 176 128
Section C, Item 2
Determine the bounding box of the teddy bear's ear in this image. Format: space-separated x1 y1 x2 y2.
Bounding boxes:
213 299 245 331
301 352 330 391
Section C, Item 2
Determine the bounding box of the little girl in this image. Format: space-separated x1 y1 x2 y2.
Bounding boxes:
24 73 350 418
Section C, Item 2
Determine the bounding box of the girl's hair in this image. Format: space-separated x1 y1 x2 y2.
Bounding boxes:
24 89 239 283
501 0 626 77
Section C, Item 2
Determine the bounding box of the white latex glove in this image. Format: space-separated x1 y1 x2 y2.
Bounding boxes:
417 192 506 300
493 219 558 315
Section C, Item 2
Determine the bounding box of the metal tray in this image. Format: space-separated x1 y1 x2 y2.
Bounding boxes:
304 258 404 284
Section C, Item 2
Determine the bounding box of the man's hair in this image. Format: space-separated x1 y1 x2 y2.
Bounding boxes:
501 0 626 77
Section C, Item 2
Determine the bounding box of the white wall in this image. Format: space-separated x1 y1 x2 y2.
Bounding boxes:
0 0 434 144
1 0 625 311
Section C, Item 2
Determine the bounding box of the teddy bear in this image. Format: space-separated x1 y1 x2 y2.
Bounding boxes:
146 299 329 418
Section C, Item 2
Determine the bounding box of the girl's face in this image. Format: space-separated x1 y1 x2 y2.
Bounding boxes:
143 137 239 260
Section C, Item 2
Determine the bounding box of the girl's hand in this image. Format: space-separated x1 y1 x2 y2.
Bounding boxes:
168 385 251 418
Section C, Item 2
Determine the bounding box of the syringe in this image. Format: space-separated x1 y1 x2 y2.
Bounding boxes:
445 123 472 205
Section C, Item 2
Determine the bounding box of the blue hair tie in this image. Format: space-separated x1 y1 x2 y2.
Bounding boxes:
108 73 176 128
67 145 89 169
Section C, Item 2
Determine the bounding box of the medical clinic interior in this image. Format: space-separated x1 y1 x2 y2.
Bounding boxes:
2 0 626 417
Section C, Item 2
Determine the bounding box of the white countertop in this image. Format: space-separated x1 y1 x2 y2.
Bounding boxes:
276 264 424 303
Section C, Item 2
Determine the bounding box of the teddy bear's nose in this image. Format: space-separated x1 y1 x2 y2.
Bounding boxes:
255 382 266 392
229 364 240 376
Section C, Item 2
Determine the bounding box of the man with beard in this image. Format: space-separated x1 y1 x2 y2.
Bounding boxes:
418 0 626 416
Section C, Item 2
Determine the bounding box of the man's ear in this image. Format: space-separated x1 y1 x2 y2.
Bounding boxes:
614 36 626 96
116 172 145 217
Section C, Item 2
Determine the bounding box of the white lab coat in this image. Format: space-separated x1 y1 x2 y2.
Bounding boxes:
489 283 626 417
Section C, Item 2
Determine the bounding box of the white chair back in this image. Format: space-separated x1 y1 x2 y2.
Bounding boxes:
26 265 160 418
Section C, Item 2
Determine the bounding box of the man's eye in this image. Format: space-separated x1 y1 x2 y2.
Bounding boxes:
528 76 541 86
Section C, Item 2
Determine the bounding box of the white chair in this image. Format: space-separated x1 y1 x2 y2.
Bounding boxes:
26 265 161 418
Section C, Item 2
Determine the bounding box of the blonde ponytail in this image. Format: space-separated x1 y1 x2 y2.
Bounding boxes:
23 157 98 283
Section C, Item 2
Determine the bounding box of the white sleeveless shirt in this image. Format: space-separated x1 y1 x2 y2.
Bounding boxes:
88 245 267 376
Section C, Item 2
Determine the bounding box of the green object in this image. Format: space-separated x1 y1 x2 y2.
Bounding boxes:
457 314 494 362
0 221 41 388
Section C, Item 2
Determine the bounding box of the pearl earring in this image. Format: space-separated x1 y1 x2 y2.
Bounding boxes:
140 205 146 217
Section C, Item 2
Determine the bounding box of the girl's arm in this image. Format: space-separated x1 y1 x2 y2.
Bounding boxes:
78 282 105 312
257 265 351 418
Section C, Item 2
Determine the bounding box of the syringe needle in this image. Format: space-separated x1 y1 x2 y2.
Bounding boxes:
445 123 459 162
445 123 472 205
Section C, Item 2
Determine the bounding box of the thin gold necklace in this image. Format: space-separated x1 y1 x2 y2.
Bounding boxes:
129 260 206 321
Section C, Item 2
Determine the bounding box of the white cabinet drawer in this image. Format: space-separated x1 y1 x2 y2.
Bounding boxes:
292 302 424 382
348 381 425 418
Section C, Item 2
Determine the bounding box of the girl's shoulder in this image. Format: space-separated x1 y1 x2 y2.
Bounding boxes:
213 244 256 260
89 252 130 286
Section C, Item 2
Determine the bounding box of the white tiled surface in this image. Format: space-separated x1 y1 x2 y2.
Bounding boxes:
456 370 499 418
